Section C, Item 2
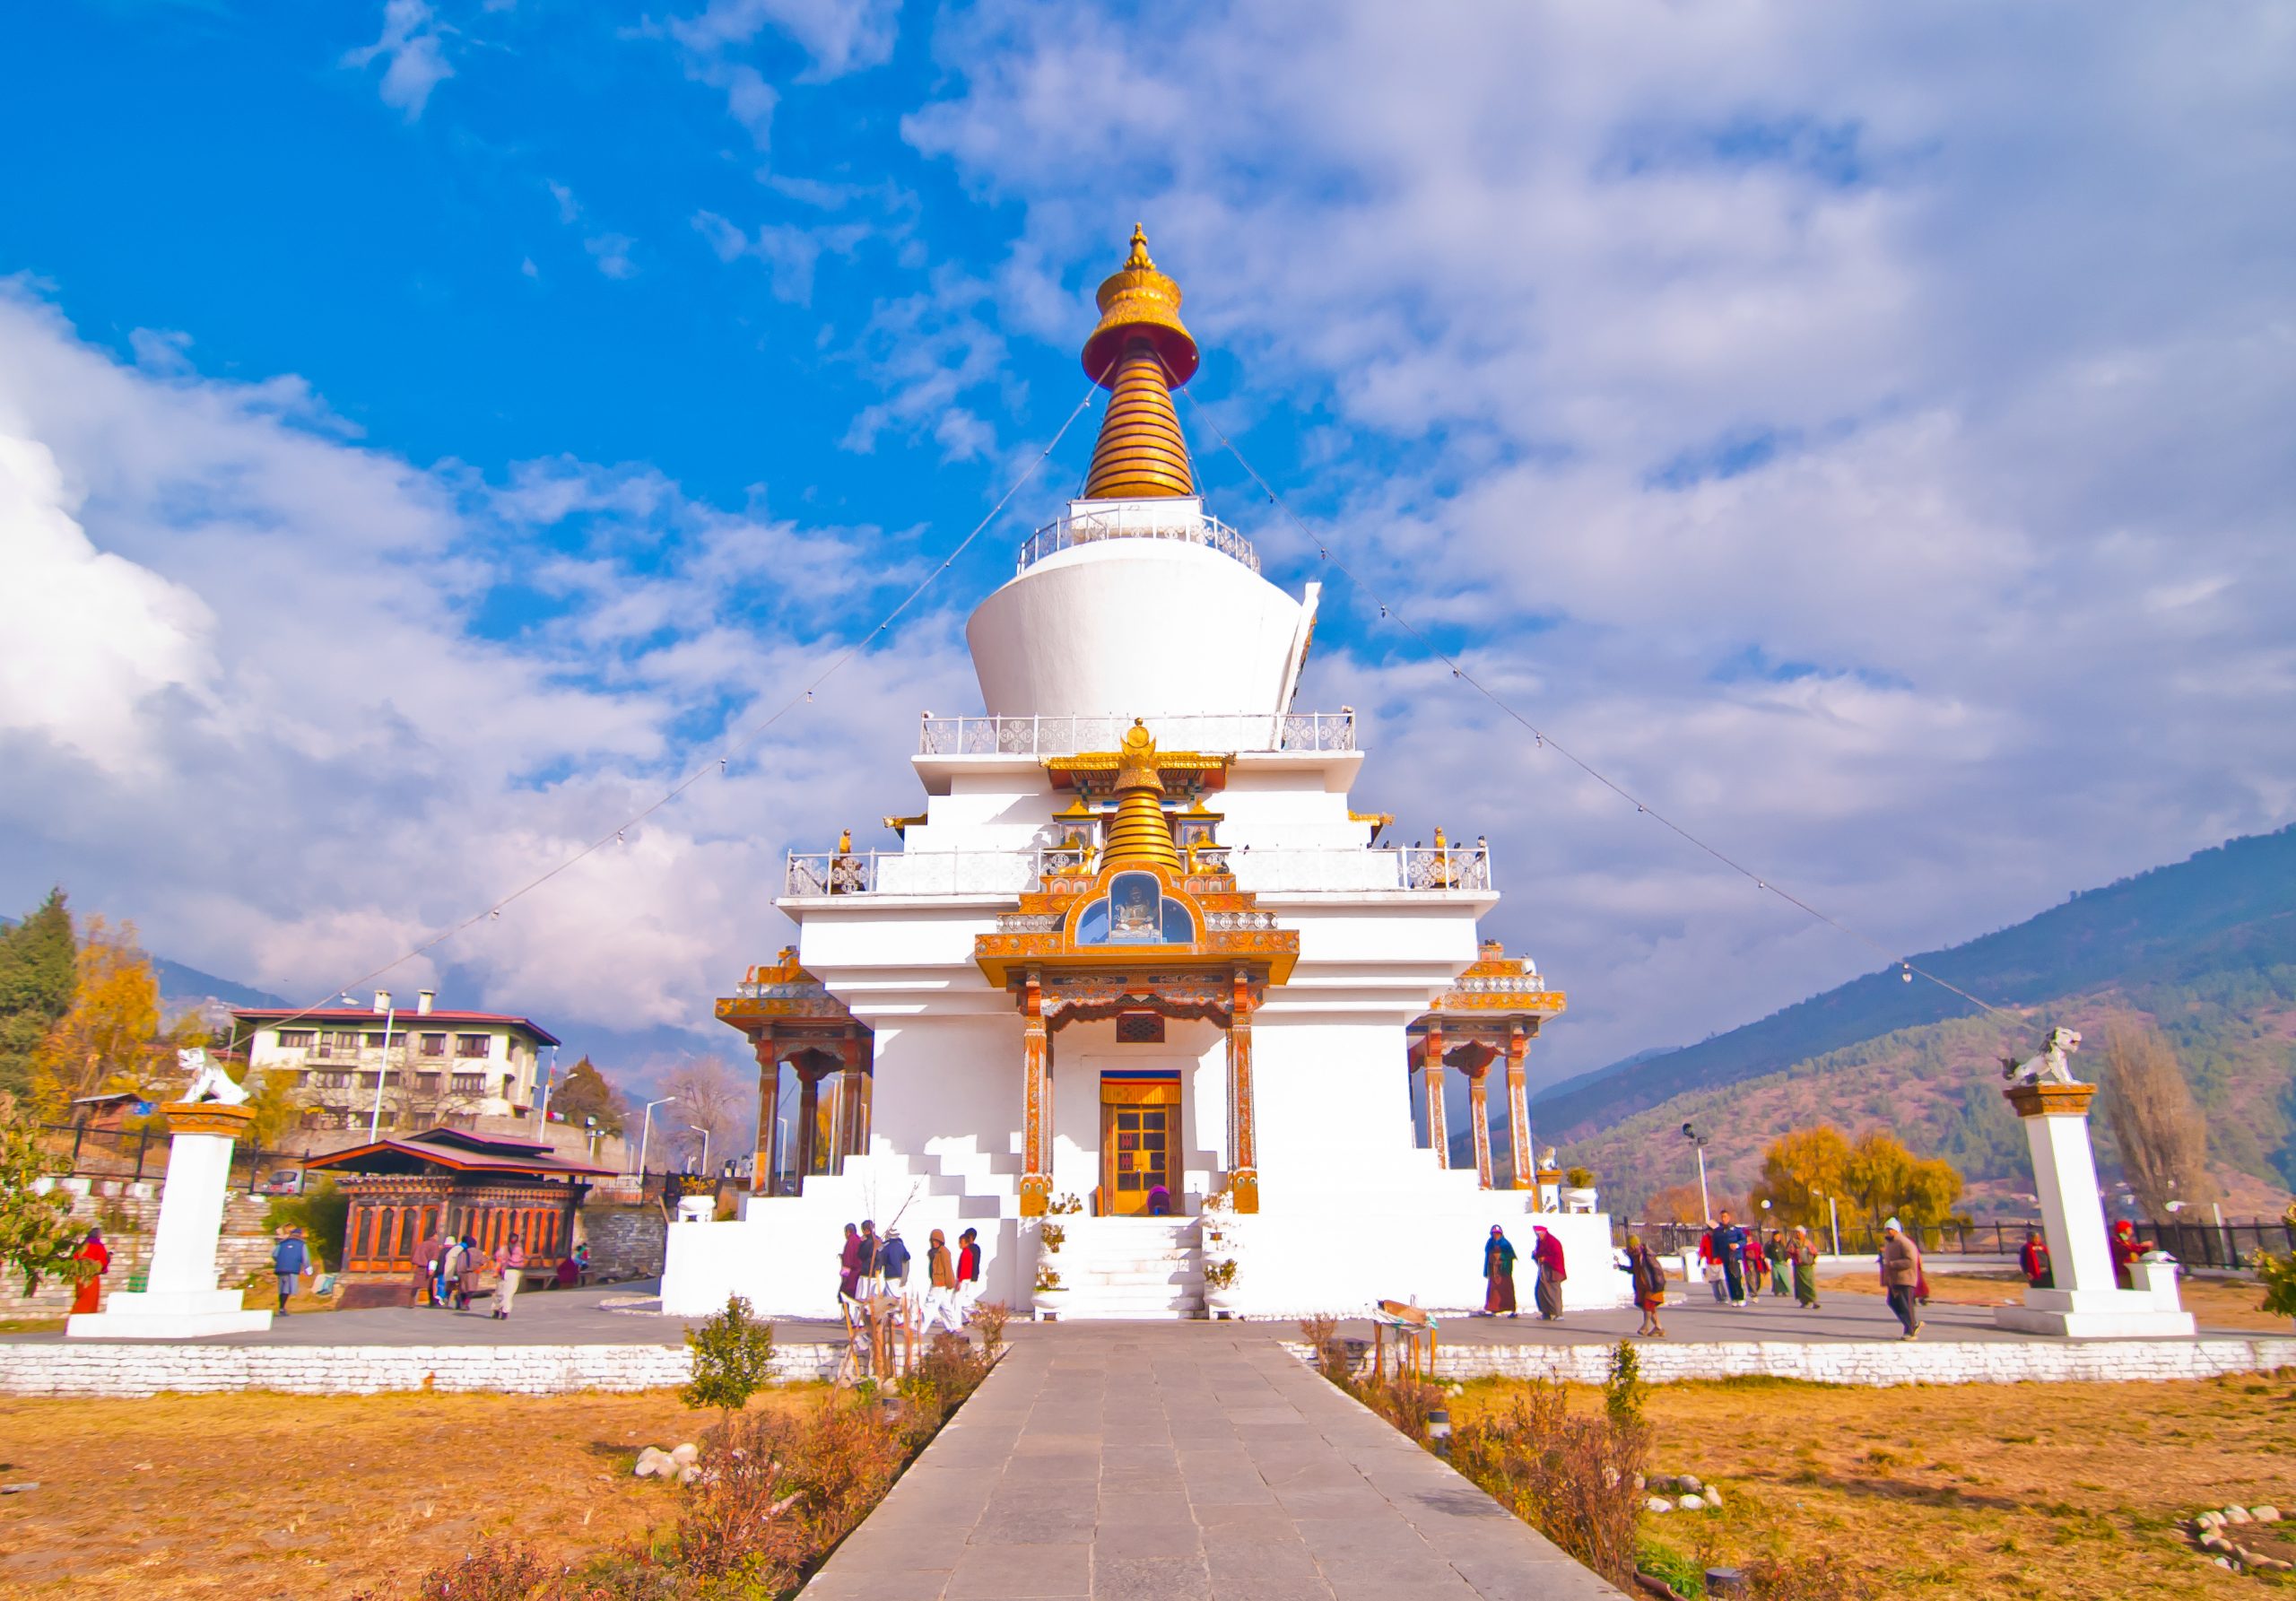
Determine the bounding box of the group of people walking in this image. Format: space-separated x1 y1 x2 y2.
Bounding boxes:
838 1219 985 1334
413 1229 529 1319
1691 1211 1825 1311
1480 1223 1568 1319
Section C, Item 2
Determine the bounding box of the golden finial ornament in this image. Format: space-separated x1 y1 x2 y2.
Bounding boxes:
1081 225 1198 500
1099 720 1183 872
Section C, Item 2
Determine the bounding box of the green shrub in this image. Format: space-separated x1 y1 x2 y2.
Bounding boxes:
265 1175 348 1269
682 1294 777 1416
2254 1250 2296 1319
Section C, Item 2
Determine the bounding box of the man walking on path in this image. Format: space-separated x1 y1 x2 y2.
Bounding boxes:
1710 1209 1749 1307
1626 1234 1667 1337
271 1226 309 1315
413 1226 448 1307
1881 1218 1923 1339
491 1233 527 1319
878 1225 913 1321
1530 1224 1567 1320
954 1226 983 1321
838 1223 865 1305
923 1229 962 1334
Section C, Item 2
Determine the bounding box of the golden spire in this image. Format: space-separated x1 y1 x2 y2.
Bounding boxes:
1099 720 1182 872
1081 225 1198 500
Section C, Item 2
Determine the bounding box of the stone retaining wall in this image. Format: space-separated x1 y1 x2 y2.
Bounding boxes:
1283 1336 2296 1388
0 1341 845 1397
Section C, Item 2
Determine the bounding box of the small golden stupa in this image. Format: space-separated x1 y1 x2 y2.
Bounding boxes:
1098 720 1183 873
1080 226 1198 500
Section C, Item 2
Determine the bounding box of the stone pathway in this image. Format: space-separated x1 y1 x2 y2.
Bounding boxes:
804 1323 1621 1600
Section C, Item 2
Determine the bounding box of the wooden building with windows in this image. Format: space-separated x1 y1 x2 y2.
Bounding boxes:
302 1127 612 1307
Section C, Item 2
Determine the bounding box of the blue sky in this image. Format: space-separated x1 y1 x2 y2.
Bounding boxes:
3 3 2292 1107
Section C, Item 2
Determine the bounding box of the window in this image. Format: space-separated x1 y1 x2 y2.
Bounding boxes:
364 1031 387 1048
451 1073 485 1096
1117 1011 1165 1044
456 1034 491 1058
419 1033 447 1057
318 1030 361 1058
277 1030 316 1049
310 1071 353 1090
416 1073 441 1093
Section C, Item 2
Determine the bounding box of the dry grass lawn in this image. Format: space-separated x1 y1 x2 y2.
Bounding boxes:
1813 1268 2289 1332
1457 1370 2296 1598
0 1388 814 1600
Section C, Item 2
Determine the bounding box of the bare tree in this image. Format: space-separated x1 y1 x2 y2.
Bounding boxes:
657 1054 752 1172
2099 1025 2215 1220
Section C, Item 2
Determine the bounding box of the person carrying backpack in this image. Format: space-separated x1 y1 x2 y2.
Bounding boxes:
271 1227 310 1315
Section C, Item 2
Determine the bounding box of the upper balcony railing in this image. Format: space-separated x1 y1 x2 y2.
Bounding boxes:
1017 507 1259 574
918 711 1355 758
782 842 1491 899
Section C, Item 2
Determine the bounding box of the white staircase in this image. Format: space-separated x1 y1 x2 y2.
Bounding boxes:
1052 1216 1205 1318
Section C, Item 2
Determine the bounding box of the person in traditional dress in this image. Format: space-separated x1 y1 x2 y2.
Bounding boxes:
1790 1226 1821 1309
857 1219 883 1298
1743 1230 1770 1299
70 1227 109 1316
414 1226 448 1307
838 1222 865 1305
1625 1234 1667 1337
437 1236 465 1310
1531 1224 1567 1320
954 1227 983 1322
2019 1228 2053 1290
1710 1209 1749 1307
456 1234 490 1311
1768 1231 1791 1297
2110 1219 2143 1290
1482 1224 1518 1317
491 1232 527 1320
923 1229 962 1334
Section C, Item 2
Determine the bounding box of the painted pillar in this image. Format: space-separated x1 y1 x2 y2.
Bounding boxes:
836 1031 870 1171
1421 1022 1448 1168
1503 1022 1535 1189
69 1100 274 1339
795 1060 826 1186
1020 970 1051 1216
750 1034 781 1196
1227 966 1260 1213
1464 1057 1494 1189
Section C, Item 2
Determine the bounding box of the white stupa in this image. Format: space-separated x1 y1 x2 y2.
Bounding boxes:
663 228 1618 1319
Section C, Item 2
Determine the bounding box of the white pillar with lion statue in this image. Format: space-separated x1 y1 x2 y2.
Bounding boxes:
66 1049 275 1340
1991 1028 2196 1338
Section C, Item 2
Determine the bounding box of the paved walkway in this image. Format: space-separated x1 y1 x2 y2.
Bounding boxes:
804 1323 1620 1601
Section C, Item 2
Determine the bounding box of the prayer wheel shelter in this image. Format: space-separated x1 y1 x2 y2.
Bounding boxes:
302 1127 611 1307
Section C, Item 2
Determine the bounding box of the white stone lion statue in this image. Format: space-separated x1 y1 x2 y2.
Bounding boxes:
178 1048 250 1105
2000 1026 2083 1087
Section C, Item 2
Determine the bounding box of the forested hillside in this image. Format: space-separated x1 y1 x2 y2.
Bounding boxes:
1535 826 2296 1146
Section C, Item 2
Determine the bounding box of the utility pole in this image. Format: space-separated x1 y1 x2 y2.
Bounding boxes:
1683 1122 1712 1223
636 1095 678 1177
350 991 398 1144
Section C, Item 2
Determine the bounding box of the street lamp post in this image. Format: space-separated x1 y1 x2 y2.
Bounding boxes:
636 1095 678 1176
346 991 398 1145
690 1125 711 1175
1682 1122 1712 1224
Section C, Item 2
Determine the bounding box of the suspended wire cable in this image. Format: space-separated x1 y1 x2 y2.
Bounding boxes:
1174 382 2025 1035
237 379 1105 1047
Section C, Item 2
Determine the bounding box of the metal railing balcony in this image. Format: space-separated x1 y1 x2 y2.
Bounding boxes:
1017 508 1258 574
782 842 1492 898
918 710 1355 757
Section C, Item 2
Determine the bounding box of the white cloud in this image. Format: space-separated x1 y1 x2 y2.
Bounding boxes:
693 211 870 303
344 0 454 121
0 285 976 1041
672 0 900 81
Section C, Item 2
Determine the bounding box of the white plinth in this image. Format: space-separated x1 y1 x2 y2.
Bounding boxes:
66 1288 274 1340
68 1106 272 1341
1993 1287 2197 1339
1995 1083 2195 1339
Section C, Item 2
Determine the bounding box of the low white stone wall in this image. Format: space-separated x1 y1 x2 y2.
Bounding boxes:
0 1341 846 1398
1283 1336 2296 1388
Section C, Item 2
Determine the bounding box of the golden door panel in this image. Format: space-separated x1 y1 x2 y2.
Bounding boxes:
1100 1077 1178 1216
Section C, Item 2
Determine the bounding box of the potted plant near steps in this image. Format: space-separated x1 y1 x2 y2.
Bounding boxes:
1200 1185 1242 1317
1202 1254 1239 1318
1031 1195 1083 1319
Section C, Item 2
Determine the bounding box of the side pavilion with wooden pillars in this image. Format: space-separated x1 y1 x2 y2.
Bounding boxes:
1407 941 1566 1189
973 722 1298 1216
715 948 873 1196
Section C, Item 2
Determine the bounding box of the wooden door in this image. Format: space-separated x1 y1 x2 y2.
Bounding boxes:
1100 1075 1180 1215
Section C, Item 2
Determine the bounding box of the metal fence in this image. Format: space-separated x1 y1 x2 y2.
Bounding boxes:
1618 1216 2296 1267
39 1121 305 1196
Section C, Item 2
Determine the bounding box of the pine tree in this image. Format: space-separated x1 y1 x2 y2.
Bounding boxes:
0 890 75 1098
551 1056 627 1135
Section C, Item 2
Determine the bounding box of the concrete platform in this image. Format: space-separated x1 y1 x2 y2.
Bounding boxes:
804 1320 1623 1600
